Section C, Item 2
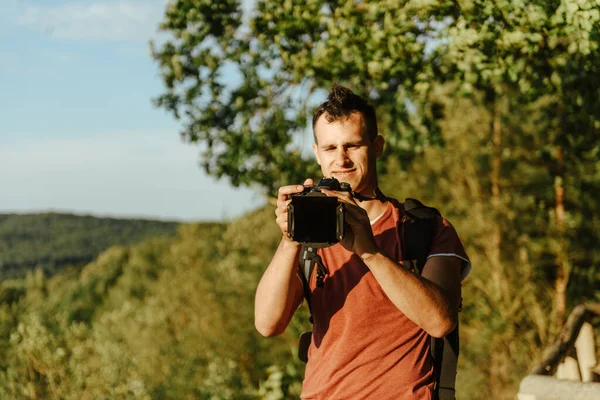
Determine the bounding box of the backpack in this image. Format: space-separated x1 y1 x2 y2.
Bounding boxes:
298 198 460 400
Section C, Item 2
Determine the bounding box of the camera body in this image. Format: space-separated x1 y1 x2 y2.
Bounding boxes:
287 178 352 248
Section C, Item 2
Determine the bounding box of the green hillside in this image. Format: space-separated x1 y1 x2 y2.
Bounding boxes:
0 206 308 399
0 213 186 280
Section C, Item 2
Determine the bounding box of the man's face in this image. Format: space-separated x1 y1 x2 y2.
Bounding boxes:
312 112 384 194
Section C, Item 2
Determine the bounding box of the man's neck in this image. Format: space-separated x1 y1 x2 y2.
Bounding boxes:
361 199 388 221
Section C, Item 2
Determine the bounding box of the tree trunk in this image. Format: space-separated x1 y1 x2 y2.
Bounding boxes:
489 96 510 398
554 146 568 328
490 99 508 303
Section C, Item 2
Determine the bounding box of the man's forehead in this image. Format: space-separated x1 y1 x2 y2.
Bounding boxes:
314 112 367 142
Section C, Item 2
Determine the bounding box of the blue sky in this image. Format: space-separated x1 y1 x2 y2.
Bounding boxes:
0 0 266 222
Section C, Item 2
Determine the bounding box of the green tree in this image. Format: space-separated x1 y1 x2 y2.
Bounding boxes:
438 0 600 328
380 89 557 398
151 0 458 194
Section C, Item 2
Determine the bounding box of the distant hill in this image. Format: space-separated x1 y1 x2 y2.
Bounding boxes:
0 212 194 280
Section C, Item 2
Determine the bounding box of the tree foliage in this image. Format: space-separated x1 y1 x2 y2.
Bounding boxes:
438 0 600 327
151 0 461 194
0 213 307 399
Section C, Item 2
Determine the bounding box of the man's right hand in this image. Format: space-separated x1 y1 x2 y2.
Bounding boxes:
256 179 313 337
275 178 314 242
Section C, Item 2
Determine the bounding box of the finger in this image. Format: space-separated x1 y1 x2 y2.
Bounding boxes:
320 189 357 206
337 192 357 205
276 212 289 231
279 200 294 215
276 213 288 228
275 204 289 218
278 184 306 202
276 197 292 209
276 196 294 210
303 178 314 186
278 184 306 197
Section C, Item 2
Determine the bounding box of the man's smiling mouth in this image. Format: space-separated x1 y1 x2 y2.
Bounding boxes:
333 169 356 175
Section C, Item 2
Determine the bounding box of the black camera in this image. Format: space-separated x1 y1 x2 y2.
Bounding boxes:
287 178 352 248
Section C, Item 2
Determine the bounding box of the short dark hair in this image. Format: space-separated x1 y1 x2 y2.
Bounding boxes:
312 84 378 142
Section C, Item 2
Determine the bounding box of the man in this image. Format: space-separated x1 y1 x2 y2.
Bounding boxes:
254 84 470 399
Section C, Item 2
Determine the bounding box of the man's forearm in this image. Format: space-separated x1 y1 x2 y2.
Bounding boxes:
254 238 303 337
361 250 457 338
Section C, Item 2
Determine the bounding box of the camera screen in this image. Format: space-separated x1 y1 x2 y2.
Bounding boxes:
290 196 339 244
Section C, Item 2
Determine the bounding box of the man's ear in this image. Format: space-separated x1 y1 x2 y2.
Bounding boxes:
313 143 322 165
374 135 385 158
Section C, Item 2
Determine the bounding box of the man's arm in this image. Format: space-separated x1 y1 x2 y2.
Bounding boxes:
254 239 304 337
361 252 462 338
254 180 313 337
321 189 462 338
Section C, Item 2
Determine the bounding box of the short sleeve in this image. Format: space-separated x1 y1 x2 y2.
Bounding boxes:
427 216 471 281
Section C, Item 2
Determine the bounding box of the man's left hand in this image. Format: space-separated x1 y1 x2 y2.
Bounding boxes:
320 189 378 258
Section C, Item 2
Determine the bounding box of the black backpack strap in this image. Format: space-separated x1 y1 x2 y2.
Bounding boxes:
299 246 316 322
401 198 458 400
401 198 440 274
433 328 459 400
298 246 329 363
299 247 328 313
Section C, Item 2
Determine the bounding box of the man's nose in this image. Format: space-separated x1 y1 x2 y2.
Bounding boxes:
335 148 350 165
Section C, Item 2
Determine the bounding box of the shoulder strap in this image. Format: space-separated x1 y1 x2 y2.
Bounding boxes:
401 198 440 274
401 198 458 400
433 328 459 400
299 246 328 323
299 246 315 322
298 246 327 363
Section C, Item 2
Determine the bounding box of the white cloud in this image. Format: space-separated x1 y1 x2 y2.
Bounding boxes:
16 0 168 42
0 131 265 221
